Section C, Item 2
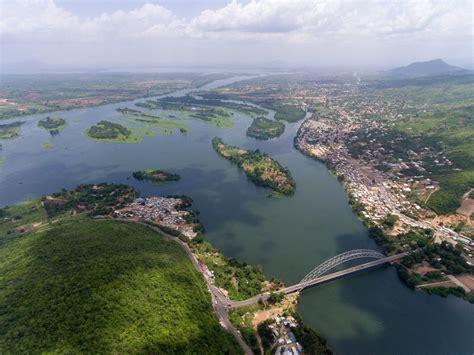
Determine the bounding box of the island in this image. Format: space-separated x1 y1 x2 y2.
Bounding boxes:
85 120 140 143
37 116 67 134
132 169 180 184
212 137 295 195
246 117 285 140
0 121 25 140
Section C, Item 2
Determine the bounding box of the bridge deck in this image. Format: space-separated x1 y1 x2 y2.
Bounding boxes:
229 252 408 308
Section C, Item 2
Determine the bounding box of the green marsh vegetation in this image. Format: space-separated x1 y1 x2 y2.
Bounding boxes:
212 137 295 195
136 99 235 128
0 121 25 140
41 142 55 149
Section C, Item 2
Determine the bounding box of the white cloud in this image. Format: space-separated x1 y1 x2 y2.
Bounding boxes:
0 0 472 68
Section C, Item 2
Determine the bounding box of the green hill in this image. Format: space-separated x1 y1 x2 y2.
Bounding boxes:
389 59 466 77
0 218 239 353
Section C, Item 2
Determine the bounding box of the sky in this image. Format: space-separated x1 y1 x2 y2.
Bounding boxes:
1 0 473 72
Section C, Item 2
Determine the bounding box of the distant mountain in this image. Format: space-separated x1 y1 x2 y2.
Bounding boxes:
389 59 467 77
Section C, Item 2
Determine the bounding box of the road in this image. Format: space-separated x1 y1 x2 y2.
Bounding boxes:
119 220 254 355
229 252 409 308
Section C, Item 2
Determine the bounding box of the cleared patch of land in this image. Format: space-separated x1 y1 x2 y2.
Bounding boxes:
212 137 295 195
247 117 285 140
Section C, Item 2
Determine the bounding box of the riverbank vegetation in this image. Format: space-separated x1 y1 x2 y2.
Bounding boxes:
37 116 67 134
364 224 474 303
189 236 271 300
0 218 240 353
247 117 285 140
0 121 24 139
212 137 295 195
85 120 141 143
132 169 180 184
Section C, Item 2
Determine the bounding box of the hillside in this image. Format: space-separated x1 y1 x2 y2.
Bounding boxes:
0 217 239 353
390 59 466 77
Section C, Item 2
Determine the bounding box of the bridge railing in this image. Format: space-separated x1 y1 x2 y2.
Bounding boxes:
300 249 385 283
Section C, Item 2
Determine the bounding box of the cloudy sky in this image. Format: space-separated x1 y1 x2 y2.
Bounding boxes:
1 0 472 72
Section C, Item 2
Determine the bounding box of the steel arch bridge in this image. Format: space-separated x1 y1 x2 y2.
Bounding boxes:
300 249 385 283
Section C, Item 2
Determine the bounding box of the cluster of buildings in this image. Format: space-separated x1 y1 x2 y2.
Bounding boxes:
296 110 470 248
269 315 304 355
114 196 198 239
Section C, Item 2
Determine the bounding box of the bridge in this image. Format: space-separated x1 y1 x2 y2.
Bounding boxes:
229 249 409 308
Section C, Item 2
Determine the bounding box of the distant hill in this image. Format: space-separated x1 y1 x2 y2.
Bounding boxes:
389 59 467 77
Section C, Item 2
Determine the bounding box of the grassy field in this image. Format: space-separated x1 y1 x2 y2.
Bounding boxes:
0 218 240 353
212 137 295 195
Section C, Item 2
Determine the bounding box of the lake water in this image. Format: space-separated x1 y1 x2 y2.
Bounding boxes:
1 76 473 354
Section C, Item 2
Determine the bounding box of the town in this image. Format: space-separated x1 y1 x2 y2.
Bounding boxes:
114 196 199 239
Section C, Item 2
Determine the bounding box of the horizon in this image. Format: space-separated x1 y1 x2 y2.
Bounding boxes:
1 0 473 74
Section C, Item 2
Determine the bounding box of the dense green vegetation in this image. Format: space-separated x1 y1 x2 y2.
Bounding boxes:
212 137 295 195
0 121 24 139
37 116 67 134
85 120 141 143
272 104 306 122
132 169 180 184
246 117 285 140
0 219 240 353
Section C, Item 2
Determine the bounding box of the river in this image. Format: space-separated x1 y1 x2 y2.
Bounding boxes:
0 75 473 354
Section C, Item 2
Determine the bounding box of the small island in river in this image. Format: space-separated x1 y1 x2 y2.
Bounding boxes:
133 169 180 184
0 121 25 140
246 117 285 140
85 120 140 143
38 116 67 134
212 137 295 195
